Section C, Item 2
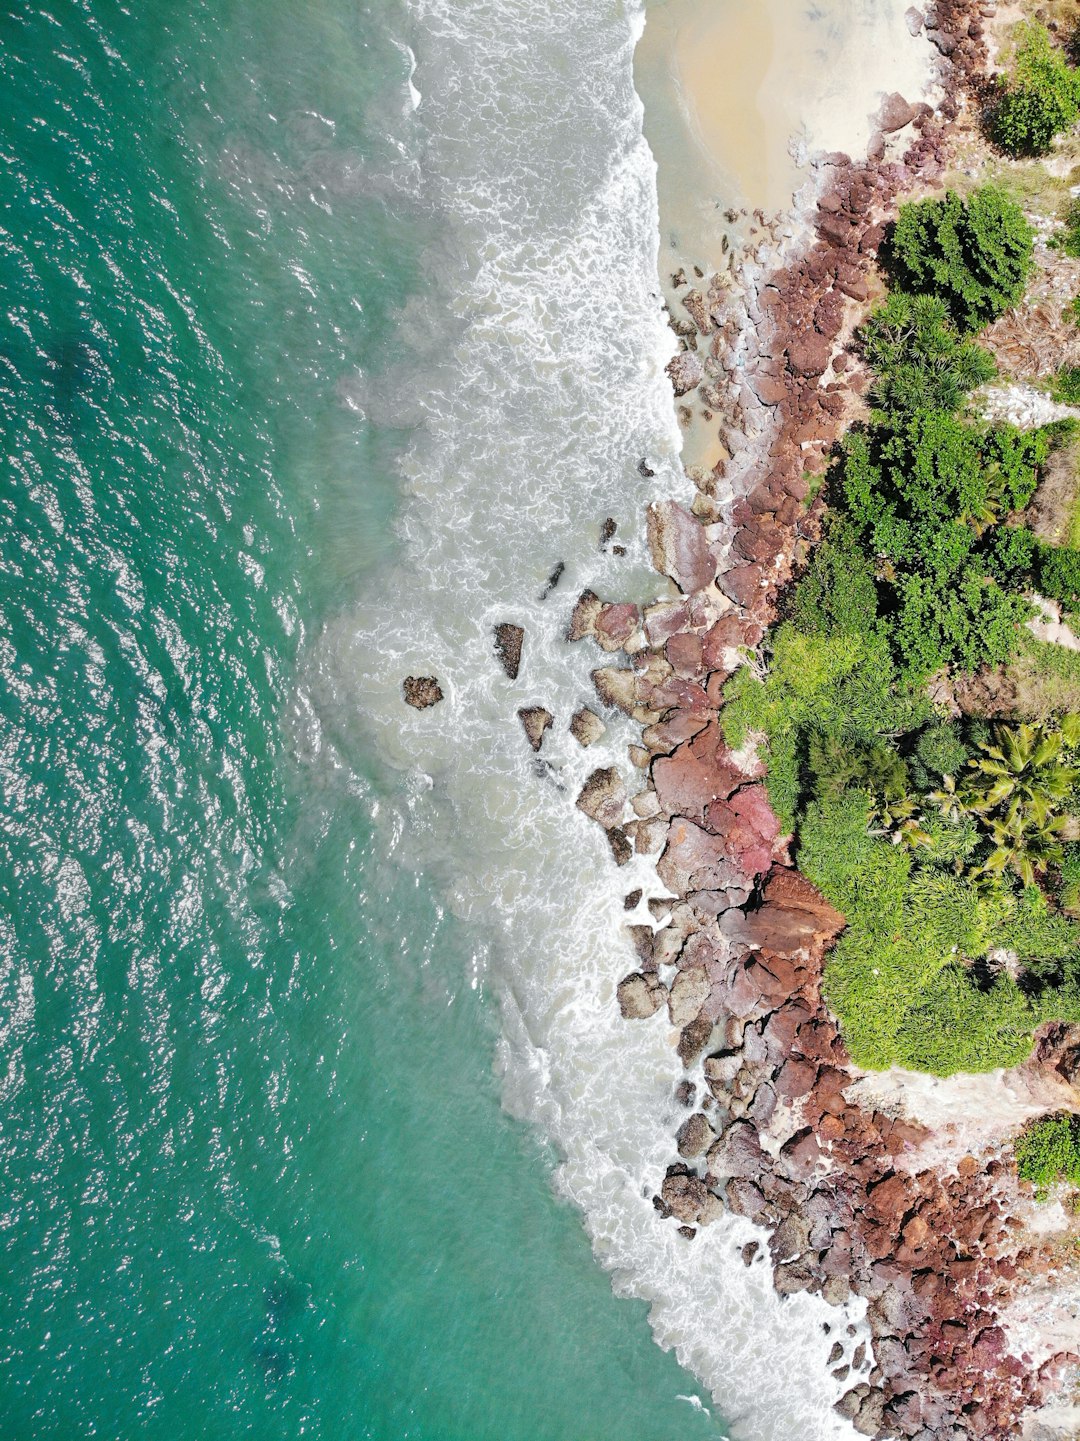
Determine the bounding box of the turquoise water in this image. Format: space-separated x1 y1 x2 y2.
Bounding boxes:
0 2 729 1437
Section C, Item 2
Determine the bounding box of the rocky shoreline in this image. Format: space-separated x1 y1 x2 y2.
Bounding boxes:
579 5 1080 1437
399 1 1080 1431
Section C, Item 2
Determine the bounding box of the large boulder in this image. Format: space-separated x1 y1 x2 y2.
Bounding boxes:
660 1170 710 1224
879 91 915 132
646 501 717 595
576 768 627 830
658 818 752 895
706 1121 765 1181
668 966 710 1027
676 1111 717 1159
617 971 665 1020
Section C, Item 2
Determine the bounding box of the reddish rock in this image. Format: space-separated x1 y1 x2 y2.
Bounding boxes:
651 723 745 822
665 631 704 677
647 501 717 595
879 91 915 132
595 602 640 652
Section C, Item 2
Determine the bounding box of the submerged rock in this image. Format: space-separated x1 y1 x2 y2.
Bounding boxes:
403 676 443 709
494 623 524 679
517 706 553 752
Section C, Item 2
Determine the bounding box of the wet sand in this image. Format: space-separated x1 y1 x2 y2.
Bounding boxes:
637 0 937 249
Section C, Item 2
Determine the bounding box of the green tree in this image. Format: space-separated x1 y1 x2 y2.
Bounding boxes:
886 187 1034 333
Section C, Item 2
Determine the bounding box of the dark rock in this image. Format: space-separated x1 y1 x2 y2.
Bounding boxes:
494 623 524 679
517 707 553 751
539 561 565 600
675 1079 696 1108
599 517 617 551
608 827 633 866
677 1225 697 1240
567 590 603 642
623 888 642 911
741 1240 760 1266
678 1014 714 1066
403 676 444 709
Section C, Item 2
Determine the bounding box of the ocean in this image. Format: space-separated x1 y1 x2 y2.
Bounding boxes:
1 1 864 1437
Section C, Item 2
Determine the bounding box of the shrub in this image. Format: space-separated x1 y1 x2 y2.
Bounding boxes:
859 291 996 417
1014 1112 1080 1196
885 187 1034 333
1052 365 1080 404
1036 541 1080 604
787 517 881 637
985 523 1037 586
802 789 1080 1074
1052 196 1080 258
914 721 970 779
991 23 1080 157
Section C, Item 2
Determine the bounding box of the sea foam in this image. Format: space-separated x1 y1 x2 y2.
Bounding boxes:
305 0 868 1433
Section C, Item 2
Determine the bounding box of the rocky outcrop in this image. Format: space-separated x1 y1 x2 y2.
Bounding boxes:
403 676 443 708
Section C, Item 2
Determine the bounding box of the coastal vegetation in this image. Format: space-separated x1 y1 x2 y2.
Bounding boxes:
726 182 1080 1074
1014 1111 1080 1196
990 21 1080 157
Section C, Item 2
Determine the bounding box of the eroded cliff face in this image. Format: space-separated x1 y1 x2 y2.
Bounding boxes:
574 3 1080 1435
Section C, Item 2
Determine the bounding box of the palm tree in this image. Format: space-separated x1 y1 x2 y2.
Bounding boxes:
964 722 1078 823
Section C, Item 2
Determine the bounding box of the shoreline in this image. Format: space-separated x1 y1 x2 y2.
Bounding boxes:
580 2 1080 1435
